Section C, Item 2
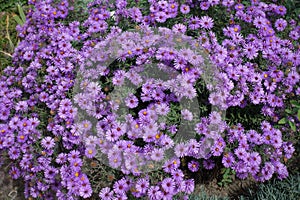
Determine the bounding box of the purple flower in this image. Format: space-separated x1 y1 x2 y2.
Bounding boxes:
174 143 188 157
261 162 275 181
155 12 167 23
9 166 20 179
147 186 162 200
8 146 20 160
189 17 200 30
85 146 97 158
99 187 114 200
151 148 164 161
188 160 199 172
181 109 193 121
222 152 235 168
275 18 287 31
183 179 194 194
79 186 92 198
135 178 149 194
199 16 214 29
125 94 139 108
180 4 190 14
200 2 210 10
172 23 186 33
161 177 175 193
113 179 127 195
41 136 56 149
203 159 215 170
171 169 184 182
234 148 248 161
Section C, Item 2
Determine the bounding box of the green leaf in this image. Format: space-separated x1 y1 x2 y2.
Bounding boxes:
291 100 300 108
288 121 296 132
297 109 300 121
17 4 26 23
278 118 287 124
13 15 24 25
285 109 293 114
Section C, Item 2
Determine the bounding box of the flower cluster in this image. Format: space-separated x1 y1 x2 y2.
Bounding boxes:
0 0 298 199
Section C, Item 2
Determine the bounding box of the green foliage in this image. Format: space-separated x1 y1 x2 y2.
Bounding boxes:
0 13 17 71
277 99 300 133
12 4 26 26
217 168 235 187
225 104 265 131
0 0 27 12
240 173 300 200
285 0 300 19
187 190 229 200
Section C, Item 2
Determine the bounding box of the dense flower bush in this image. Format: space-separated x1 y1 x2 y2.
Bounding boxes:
0 0 299 199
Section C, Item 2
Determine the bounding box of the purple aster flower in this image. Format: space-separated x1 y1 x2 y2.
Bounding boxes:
199 16 214 29
23 51 34 61
8 146 20 160
41 136 56 149
44 166 58 179
234 148 248 161
155 103 170 116
174 143 188 157
113 179 127 195
135 178 149 194
147 186 162 200
180 4 190 14
184 179 194 194
85 146 97 158
243 44 258 59
99 187 114 200
275 5 286 15
171 169 184 182
55 153 67 164
203 159 215 170
261 162 275 181
9 166 20 179
158 0 168 10
79 186 92 198
151 148 164 161
272 161 288 180
181 109 193 121
172 23 186 33
222 152 235 168
161 177 175 193
189 16 200 30
188 160 200 172
155 11 167 23
275 18 287 31
200 1 210 10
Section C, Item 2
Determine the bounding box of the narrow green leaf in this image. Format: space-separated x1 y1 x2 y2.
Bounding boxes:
17 4 26 23
288 121 296 132
291 100 300 108
297 109 300 121
278 118 287 124
285 109 293 114
13 15 24 25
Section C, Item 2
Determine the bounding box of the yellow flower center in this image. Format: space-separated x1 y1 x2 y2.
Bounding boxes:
155 134 161 139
